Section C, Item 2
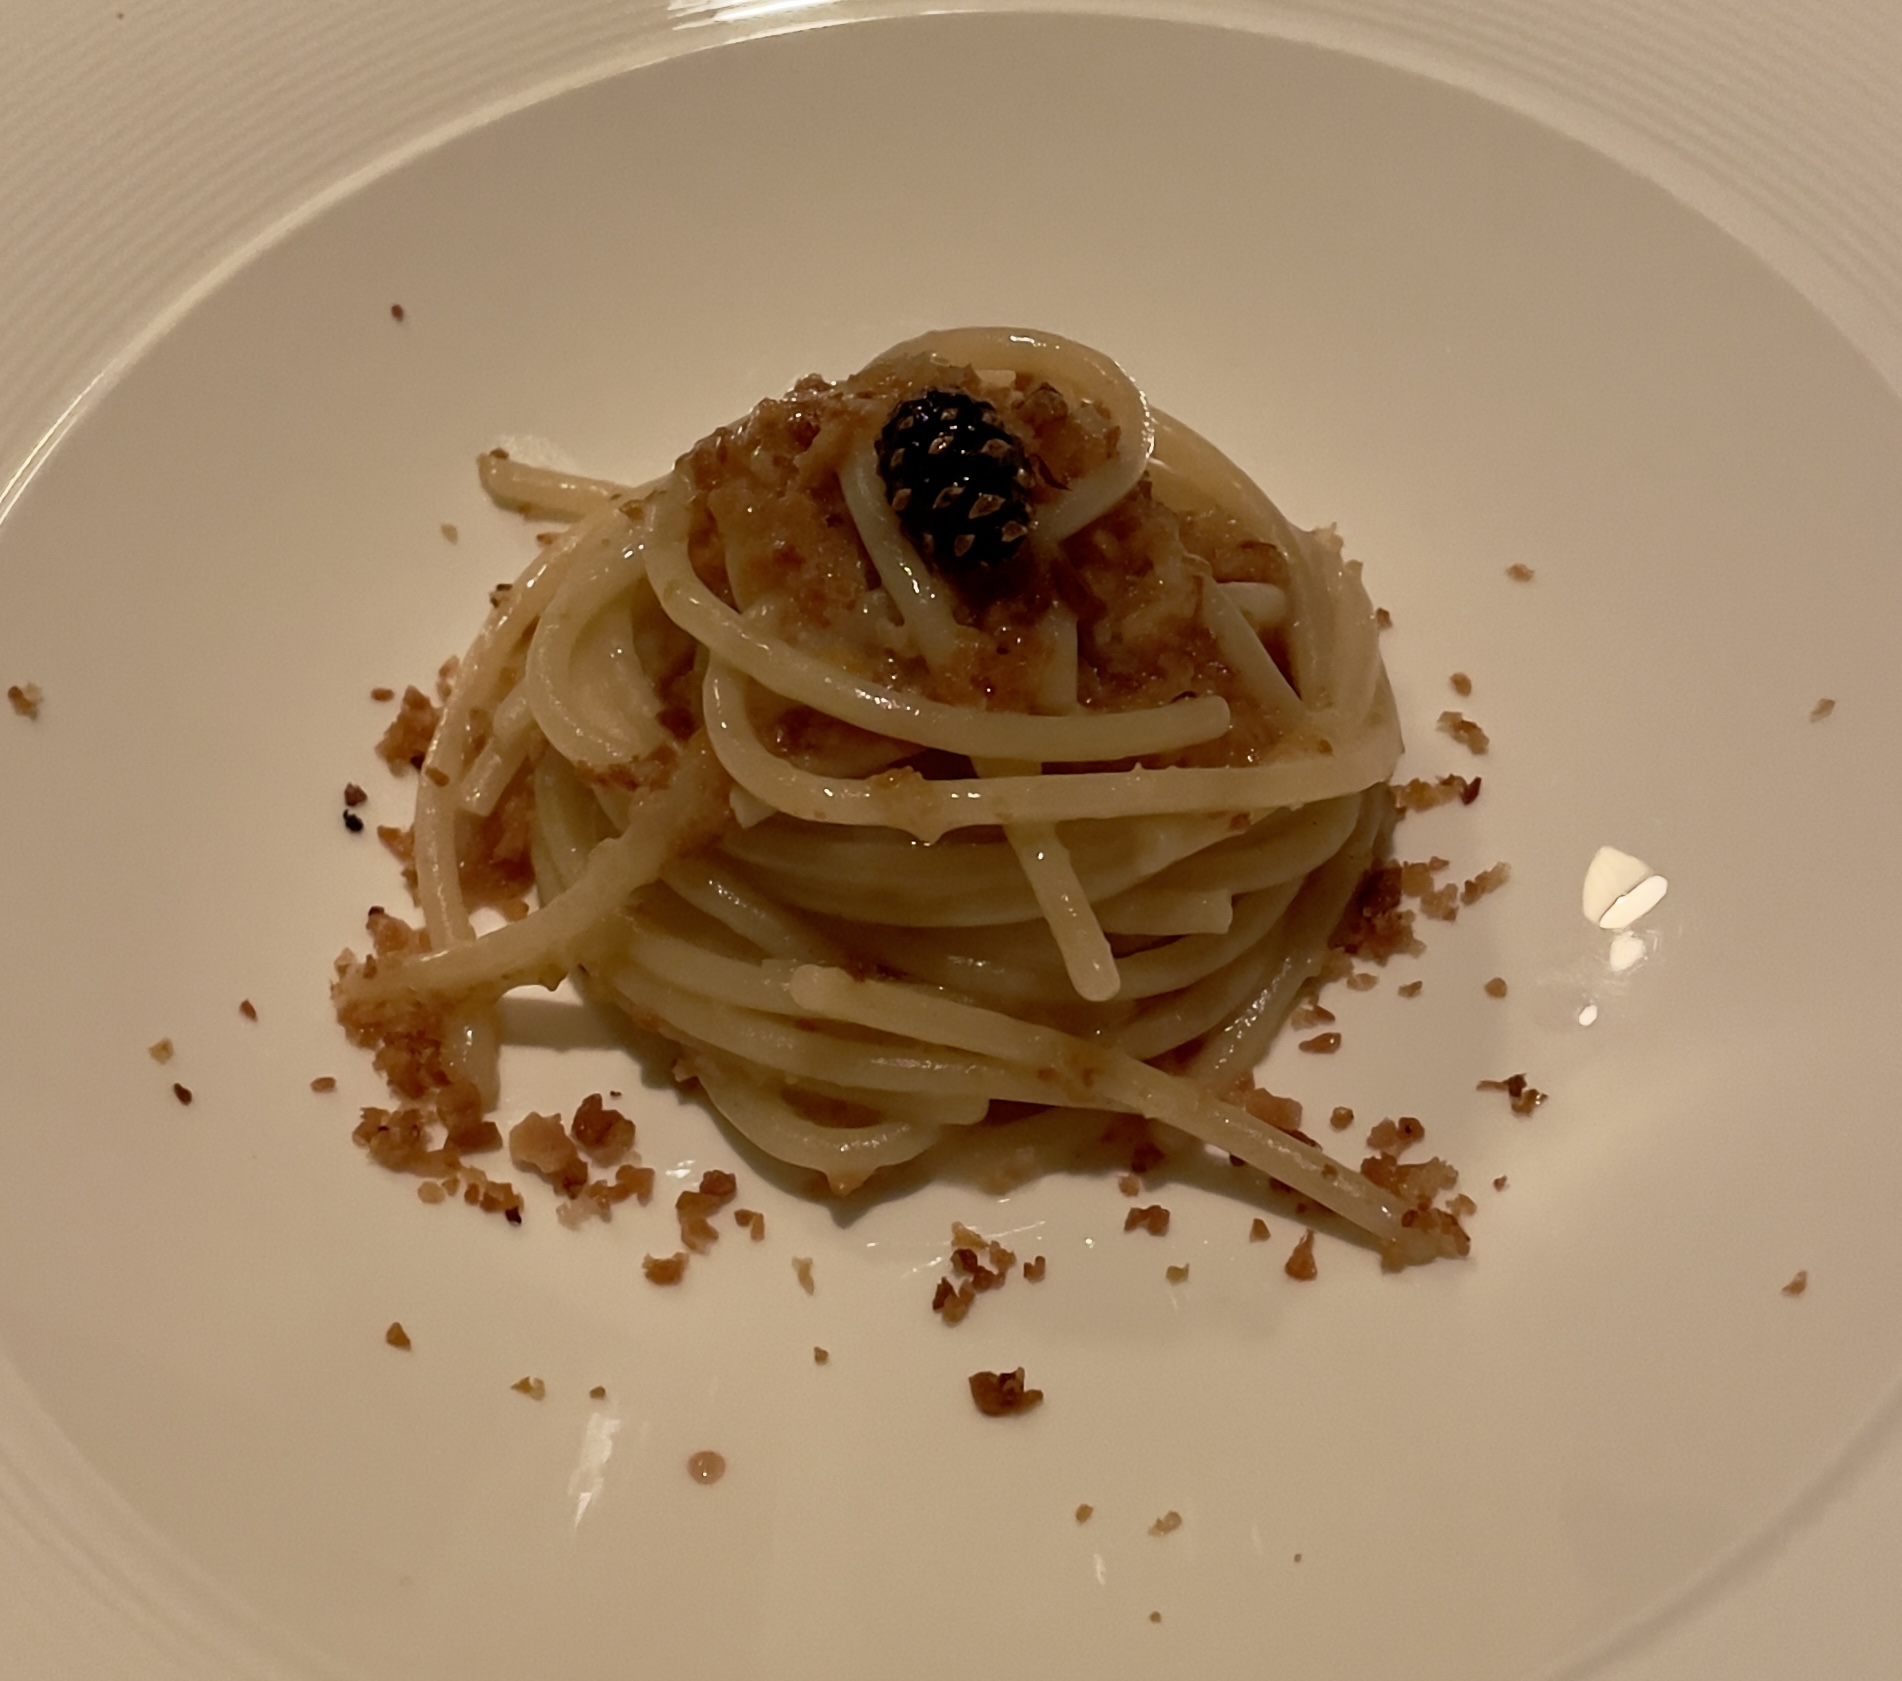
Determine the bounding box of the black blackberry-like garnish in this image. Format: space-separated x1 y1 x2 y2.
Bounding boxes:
875 389 1034 592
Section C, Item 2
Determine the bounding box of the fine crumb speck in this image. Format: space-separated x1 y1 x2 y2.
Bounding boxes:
1329 1105 1354 1131
148 1038 175 1064
1450 671 1472 696
1375 606 1393 629
1166 1264 1190 1283
310 1075 337 1093
792 1256 815 1295
643 1253 688 1285
1117 1171 1142 1196
1124 1205 1170 1236
370 686 396 702
440 523 460 544
969 1367 1044 1416
511 1376 546 1400
1811 697 1835 722
239 998 258 1021
385 1322 411 1350
1284 1231 1318 1281
1493 1175 1509 1191
1506 562 1534 581
1149 1611 1163 1624
1783 1270 1809 1297
1022 1255 1047 1282
172 1083 193 1106
1398 980 1423 998
1437 710 1490 754
590 1385 607 1399
1149 1510 1183 1537
7 682 43 719
1297 1031 1342 1054
1484 977 1508 998
390 303 406 322
813 1347 829 1365
1075 1503 1094 1524
1248 1217 1270 1242
1294 1552 1304 1564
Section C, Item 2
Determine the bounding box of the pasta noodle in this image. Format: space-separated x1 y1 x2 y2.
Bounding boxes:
334 327 1470 1266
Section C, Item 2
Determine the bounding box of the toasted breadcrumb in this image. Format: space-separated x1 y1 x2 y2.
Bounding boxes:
569 1093 635 1163
1117 1171 1142 1196
1124 1205 1170 1236
589 1385 607 1399
1366 1116 1425 1154
1023 1255 1047 1282
1484 977 1508 998
678 1170 738 1253
343 782 367 809
1811 698 1835 722
1450 672 1472 696
172 1083 193 1106
1149 1511 1183 1537
1437 710 1490 754
310 1076 337 1092
390 303 406 322
813 1347 830 1365
148 1038 175 1064
1149 1611 1163 1623
416 1182 445 1204
1506 563 1534 581
1388 772 1483 813
1075 1504 1094 1523
1477 1074 1548 1115
1329 1106 1354 1131
1397 980 1423 998
1166 1264 1190 1283
375 686 440 774
643 1253 688 1285
1493 1175 1509 1191
1462 862 1512 905
1298 1031 1342 1054
511 1376 545 1400
1284 1231 1318 1280
792 1256 815 1295
1345 970 1379 991
969 1368 1043 1416
734 1208 766 1240
370 685 396 702
1249 1217 1271 1242
238 998 258 1021
1783 1270 1809 1297
385 1321 411 1349
6 682 43 719
440 523 459 544
1374 606 1393 629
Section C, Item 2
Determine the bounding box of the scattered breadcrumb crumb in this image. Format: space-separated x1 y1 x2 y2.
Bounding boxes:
1462 862 1512 905
1298 1031 1342 1054
1398 980 1423 998
1477 1074 1548 1115
1437 710 1490 754
1166 1264 1190 1283
1810 698 1835 722
1493 1175 1509 1191
1075 1503 1094 1523
1506 563 1534 581
1149 1511 1183 1537
1117 1172 1142 1196
1249 1217 1271 1242
440 523 460 544
687 1451 726 1484
511 1376 545 1400
1783 1270 1809 1297
343 782 367 808
1284 1231 1318 1281
643 1253 688 1285
172 1083 193 1106
310 1076 337 1093
792 1256 815 1295
239 998 258 1021
813 1347 829 1365
1484 977 1508 998
7 682 44 720
148 1038 174 1064
416 1182 445 1204
385 1322 411 1350
1023 1255 1047 1282
589 1385 607 1399
1124 1205 1170 1235
733 1208 766 1240
1366 1116 1425 1154
676 1169 738 1252
370 685 396 702
1149 1612 1163 1624
1293 1552 1304 1564
1450 672 1472 696
1346 970 1379 990
1375 607 1393 629
969 1368 1043 1416
390 303 406 322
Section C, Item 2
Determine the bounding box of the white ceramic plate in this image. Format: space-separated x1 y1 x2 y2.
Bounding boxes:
4 15 1901 1680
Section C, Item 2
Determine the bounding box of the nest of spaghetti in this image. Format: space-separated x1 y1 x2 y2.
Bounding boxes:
334 327 1469 1268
